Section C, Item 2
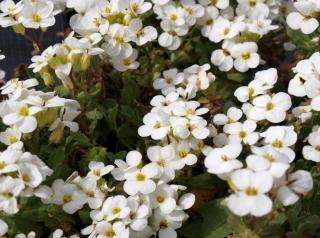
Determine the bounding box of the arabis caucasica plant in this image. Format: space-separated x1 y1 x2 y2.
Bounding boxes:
1 0 320 237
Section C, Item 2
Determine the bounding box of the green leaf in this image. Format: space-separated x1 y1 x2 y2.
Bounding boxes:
121 79 139 105
117 122 139 149
179 199 232 238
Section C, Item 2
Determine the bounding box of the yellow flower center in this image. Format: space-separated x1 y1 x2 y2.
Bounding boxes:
245 187 258 196
63 194 72 203
32 13 42 23
153 122 161 129
93 169 101 176
266 102 274 111
206 19 214 25
238 131 247 138
19 106 29 117
170 14 178 21
179 151 188 158
223 28 230 36
263 153 275 162
211 0 217 6
136 173 146 181
3 191 13 198
9 136 18 144
106 229 115 238
122 58 131 66
157 196 165 203
272 139 283 148
115 36 124 45
157 160 166 167
241 52 251 60
112 207 121 215
22 174 30 183
249 0 257 7
0 161 7 170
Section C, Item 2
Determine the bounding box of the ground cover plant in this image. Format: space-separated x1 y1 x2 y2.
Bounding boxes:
0 0 320 237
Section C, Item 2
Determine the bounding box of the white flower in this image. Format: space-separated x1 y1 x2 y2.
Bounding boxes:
224 120 259 145
153 68 184 95
123 164 158 195
235 68 277 103
138 111 170 140
0 176 24 214
129 19 157 46
199 0 229 10
102 24 132 57
249 92 292 123
292 105 312 123
181 0 204 26
287 1 319 34
21 1 56 29
0 0 24 27
97 195 130 221
51 179 87 214
172 141 198 169
231 42 260 72
204 143 243 175
246 146 290 178
0 127 23 150
150 92 179 114
172 117 209 140
152 0 170 6
0 219 8 236
49 106 80 133
277 170 313 206
198 6 219 37
261 126 297 162
209 17 241 43
1 78 38 99
19 163 43 188
158 20 188 50
111 49 140 72
163 5 186 26
87 161 114 180
147 145 176 182
15 231 36 238
95 221 129 238
303 128 320 162
2 101 43 133
236 0 269 18
29 45 57 73
185 64 214 91
112 151 142 181
127 196 149 231
213 107 243 126
152 209 188 238
226 169 273 217
211 40 234 72
149 183 177 214
80 177 105 209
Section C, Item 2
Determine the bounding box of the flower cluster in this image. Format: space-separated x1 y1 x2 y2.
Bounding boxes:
288 52 320 112
286 0 320 34
65 0 157 72
153 0 205 50
0 0 62 31
198 0 279 72
204 68 314 217
0 76 80 225
29 32 104 88
0 78 80 139
78 64 214 238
